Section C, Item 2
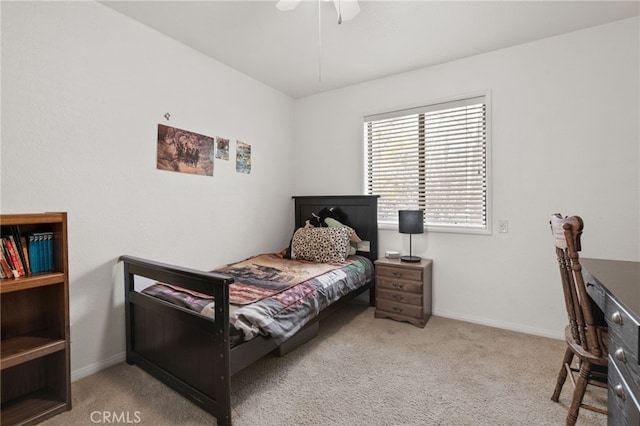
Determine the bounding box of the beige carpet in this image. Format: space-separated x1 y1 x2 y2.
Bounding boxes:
42 303 607 425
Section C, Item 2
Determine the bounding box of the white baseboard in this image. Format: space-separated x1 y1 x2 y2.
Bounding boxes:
71 352 126 382
433 309 564 340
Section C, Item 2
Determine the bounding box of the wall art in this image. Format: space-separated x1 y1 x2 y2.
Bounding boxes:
236 141 251 174
157 124 214 176
216 137 229 160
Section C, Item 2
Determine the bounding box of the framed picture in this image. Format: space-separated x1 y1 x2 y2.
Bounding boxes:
216 137 230 160
236 141 251 174
157 124 214 176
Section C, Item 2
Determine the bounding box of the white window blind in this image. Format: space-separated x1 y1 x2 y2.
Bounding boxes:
365 96 488 231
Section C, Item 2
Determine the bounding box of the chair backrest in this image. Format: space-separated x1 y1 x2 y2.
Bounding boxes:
550 214 605 357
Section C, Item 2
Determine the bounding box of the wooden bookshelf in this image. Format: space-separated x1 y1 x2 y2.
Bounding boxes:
1 212 70 425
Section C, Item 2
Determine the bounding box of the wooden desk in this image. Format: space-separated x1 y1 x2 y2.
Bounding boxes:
582 258 640 426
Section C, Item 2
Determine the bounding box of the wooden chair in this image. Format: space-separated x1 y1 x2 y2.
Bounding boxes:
549 214 608 425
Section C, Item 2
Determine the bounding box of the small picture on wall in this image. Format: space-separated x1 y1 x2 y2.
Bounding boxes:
216 137 229 160
236 141 251 174
157 124 214 176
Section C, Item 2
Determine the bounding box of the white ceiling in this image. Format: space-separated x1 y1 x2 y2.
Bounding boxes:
101 0 640 98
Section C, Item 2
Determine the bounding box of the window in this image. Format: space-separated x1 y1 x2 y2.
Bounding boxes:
364 95 489 232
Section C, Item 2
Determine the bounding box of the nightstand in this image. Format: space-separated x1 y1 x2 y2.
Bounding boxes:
374 257 432 328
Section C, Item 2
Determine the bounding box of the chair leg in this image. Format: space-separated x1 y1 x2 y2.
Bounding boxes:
551 347 574 402
566 360 591 426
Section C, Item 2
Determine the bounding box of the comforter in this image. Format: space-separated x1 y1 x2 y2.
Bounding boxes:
141 254 374 346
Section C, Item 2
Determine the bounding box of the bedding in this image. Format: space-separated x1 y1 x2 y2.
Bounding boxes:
142 254 374 346
222 251 352 304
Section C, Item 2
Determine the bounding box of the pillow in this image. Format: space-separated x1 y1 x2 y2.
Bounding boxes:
324 217 362 243
290 227 352 263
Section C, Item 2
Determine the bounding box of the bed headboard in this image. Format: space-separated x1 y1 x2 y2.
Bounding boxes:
293 195 379 262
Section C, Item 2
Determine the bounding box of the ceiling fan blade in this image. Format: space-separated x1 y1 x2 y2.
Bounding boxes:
333 0 360 22
276 0 302 12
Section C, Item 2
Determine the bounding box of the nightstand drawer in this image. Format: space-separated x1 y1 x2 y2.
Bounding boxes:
377 276 422 294
377 288 422 306
376 265 423 282
376 299 423 319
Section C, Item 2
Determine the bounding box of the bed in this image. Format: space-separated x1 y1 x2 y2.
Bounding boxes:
119 195 379 426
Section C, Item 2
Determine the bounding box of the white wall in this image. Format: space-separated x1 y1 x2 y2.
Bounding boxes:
294 17 640 338
1 2 295 379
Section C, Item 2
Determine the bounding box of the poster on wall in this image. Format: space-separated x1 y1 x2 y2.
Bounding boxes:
236 141 251 174
156 124 214 176
216 137 229 160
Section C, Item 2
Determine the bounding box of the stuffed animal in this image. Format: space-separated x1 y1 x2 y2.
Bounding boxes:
317 207 343 224
303 207 343 228
304 212 324 228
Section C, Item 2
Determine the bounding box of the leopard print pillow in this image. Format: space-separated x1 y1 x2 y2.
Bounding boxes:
290 227 352 263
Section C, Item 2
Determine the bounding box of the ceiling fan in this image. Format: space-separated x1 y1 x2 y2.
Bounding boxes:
276 0 360 24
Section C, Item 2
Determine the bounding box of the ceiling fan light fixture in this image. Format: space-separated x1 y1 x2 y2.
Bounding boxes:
332 0 359 22
275 0 361 82
275 0 301 12
276 0 360 23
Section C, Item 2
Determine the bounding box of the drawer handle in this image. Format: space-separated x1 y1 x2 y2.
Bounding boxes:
392 307 403 313
613 384 626 401
392 283 404 290
611 311 623 325
392 294 404 302
392 272 403 278
614 348 627 363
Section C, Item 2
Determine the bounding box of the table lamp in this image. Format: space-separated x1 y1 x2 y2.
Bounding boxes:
399 210 424 262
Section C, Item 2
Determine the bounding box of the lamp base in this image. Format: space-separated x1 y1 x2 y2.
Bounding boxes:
400 255 421 263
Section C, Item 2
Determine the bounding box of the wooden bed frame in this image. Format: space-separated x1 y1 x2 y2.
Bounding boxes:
119 195 378 425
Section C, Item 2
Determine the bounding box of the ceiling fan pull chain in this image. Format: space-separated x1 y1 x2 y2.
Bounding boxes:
337 0 342 24
318 0 322 82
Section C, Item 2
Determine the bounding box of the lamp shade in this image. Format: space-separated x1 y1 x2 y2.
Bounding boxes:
399 210 424 234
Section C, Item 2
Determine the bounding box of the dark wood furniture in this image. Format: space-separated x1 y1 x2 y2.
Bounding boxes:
0 213 71 425
120 195 378 426
549 214 608 426
582 258 640 426
374 257 432 328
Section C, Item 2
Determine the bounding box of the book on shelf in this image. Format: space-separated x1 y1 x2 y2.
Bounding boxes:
11 225 29 274
20 235 31 274
27 234 38 274
2 236 24 278
1 225 30 278
28 232 54 274
0 247 11 278
0 228 55 279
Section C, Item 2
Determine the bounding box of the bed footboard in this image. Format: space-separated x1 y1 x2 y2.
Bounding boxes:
120 255 235 426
